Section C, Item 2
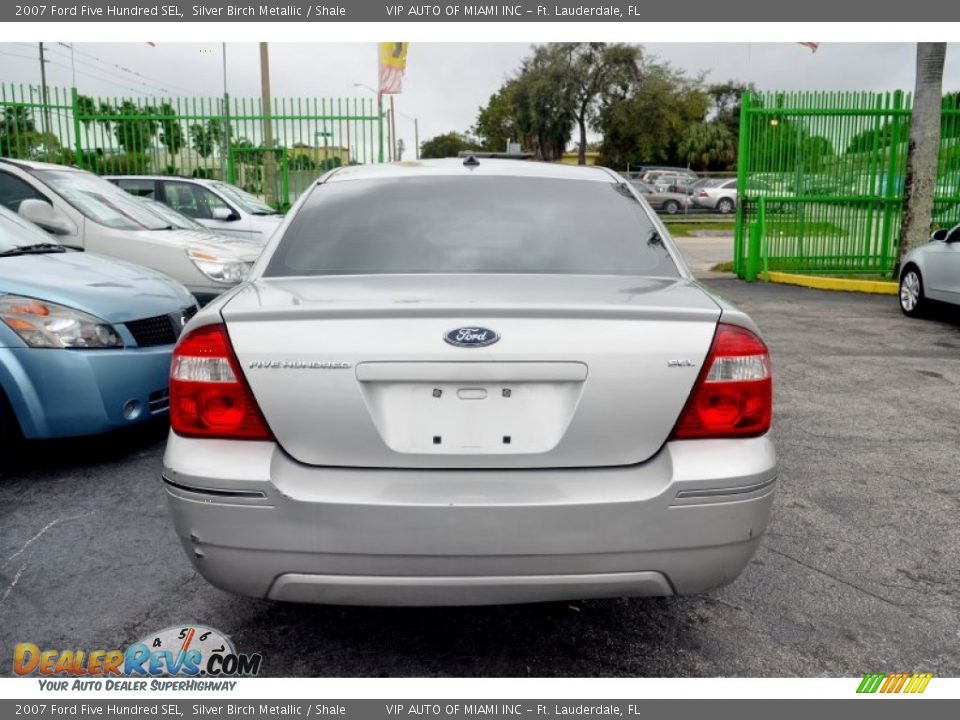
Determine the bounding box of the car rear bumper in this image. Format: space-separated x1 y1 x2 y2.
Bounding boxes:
162 434 777 606
0 345 172 439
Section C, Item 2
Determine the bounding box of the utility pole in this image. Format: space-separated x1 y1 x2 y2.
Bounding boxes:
222 42 232 183
38 43 52 142
390 95 397 161
377 91 384 163
259 42 275 205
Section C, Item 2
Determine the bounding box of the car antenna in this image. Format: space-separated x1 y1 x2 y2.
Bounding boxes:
462 154 480 168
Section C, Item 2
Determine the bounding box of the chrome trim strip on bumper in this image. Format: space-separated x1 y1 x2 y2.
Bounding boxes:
675 474 778 500
161 474 266 499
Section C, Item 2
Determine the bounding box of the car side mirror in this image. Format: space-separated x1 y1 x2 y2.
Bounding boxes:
211 207 239 221
18 199 74 235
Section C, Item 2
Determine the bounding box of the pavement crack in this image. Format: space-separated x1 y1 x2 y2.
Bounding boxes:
766 546 909 608
0 561 28 607
5 511 95 566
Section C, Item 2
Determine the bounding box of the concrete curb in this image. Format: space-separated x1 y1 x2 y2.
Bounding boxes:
765 271 898 295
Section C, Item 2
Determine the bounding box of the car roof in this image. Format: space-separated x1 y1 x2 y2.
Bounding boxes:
104 174 212 183
0 158 85 171
325 158 619 184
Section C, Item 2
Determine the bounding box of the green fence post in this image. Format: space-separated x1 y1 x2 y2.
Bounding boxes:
734 91 752 278
745 196 765 283
280 152 289 209
880 90 904 275
70 86 83 168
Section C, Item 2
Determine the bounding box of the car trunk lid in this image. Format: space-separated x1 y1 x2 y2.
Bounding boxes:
222 274 721 468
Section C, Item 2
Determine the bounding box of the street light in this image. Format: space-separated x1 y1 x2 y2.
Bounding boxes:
395 108 420 160
352 82 384 163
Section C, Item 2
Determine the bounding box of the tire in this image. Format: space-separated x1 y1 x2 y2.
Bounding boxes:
663 200 680 215
899 266 929 317
717 197 735 214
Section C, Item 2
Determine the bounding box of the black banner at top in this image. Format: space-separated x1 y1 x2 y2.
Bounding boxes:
2 0 957 22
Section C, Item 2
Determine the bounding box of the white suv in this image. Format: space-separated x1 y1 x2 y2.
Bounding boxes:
106 175 284 244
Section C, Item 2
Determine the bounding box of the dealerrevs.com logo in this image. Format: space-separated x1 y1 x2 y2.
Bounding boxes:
13 625 262 688
857 673 933 694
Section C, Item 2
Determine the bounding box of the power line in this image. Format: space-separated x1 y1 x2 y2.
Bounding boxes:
70 45 196 95
11 41 196 96
44 44 178 96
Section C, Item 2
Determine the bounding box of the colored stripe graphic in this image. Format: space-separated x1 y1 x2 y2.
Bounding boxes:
857 673 932 694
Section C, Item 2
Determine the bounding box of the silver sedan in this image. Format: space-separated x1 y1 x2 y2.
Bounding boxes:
899 224 960 316
162 159 777 606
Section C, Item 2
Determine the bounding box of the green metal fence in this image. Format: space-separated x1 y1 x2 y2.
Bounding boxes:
734 90 960 279
0 83 384 210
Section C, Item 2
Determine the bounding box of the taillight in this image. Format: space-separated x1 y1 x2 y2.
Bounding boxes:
698 190 709 197
169 324 273 440
671 323 772 439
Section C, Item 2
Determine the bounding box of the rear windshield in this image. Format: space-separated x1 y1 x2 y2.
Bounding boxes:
265 176 679 277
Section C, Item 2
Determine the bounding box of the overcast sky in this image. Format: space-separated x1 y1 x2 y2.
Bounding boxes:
2 42 959 158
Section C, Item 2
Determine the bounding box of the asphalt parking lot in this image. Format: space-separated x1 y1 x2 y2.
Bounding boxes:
1 278 959 677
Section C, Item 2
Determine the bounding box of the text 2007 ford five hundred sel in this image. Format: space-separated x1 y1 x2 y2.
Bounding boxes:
161 157 777 606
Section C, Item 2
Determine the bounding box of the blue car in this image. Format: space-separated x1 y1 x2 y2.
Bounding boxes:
0 205 196 450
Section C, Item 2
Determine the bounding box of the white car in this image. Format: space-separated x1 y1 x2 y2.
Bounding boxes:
692 179 739 214
899 224 960 316
106 175 283 244
0 159 260 305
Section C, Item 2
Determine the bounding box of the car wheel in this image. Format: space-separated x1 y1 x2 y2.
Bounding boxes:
663 200 680 215
899 266 929 317
717 198 735 214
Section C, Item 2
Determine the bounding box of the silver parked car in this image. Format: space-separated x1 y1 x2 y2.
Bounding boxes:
105 175 284 244
630 181 693 215
899 224 960 316
0 160 261 304
692 178 739 214
162 159 777 606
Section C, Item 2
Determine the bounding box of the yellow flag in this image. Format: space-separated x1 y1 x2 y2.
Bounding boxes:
378 42 409 94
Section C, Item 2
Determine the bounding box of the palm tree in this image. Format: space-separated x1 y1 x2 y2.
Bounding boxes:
897 43 947 275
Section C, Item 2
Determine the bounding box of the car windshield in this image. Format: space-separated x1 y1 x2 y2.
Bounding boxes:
0 204 63 252
266 176 679 278
139 196 207 231
32 169 169 231
209 182 278 215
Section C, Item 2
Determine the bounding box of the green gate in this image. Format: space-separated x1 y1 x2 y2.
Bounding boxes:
734 91 960 279
0 83 384 210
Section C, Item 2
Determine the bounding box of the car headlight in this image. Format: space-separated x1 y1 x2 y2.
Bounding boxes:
0 295 123 349
187 248 252 284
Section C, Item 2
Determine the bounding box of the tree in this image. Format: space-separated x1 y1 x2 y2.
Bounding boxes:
190 119 222 159
677 121 736 171
898 43 948 274
706 81 754 138
597 59 709 169
0 105 37 157
473 86 521 152
419 131 481 159
75 95 97 130
547 43 639 164
508 55 574 161
158 102 184 171
110 100 159 154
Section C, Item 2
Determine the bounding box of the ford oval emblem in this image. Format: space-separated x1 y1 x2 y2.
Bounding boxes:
444 326 500 348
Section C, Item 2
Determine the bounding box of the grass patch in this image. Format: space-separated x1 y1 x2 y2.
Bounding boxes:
664 221 734 237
